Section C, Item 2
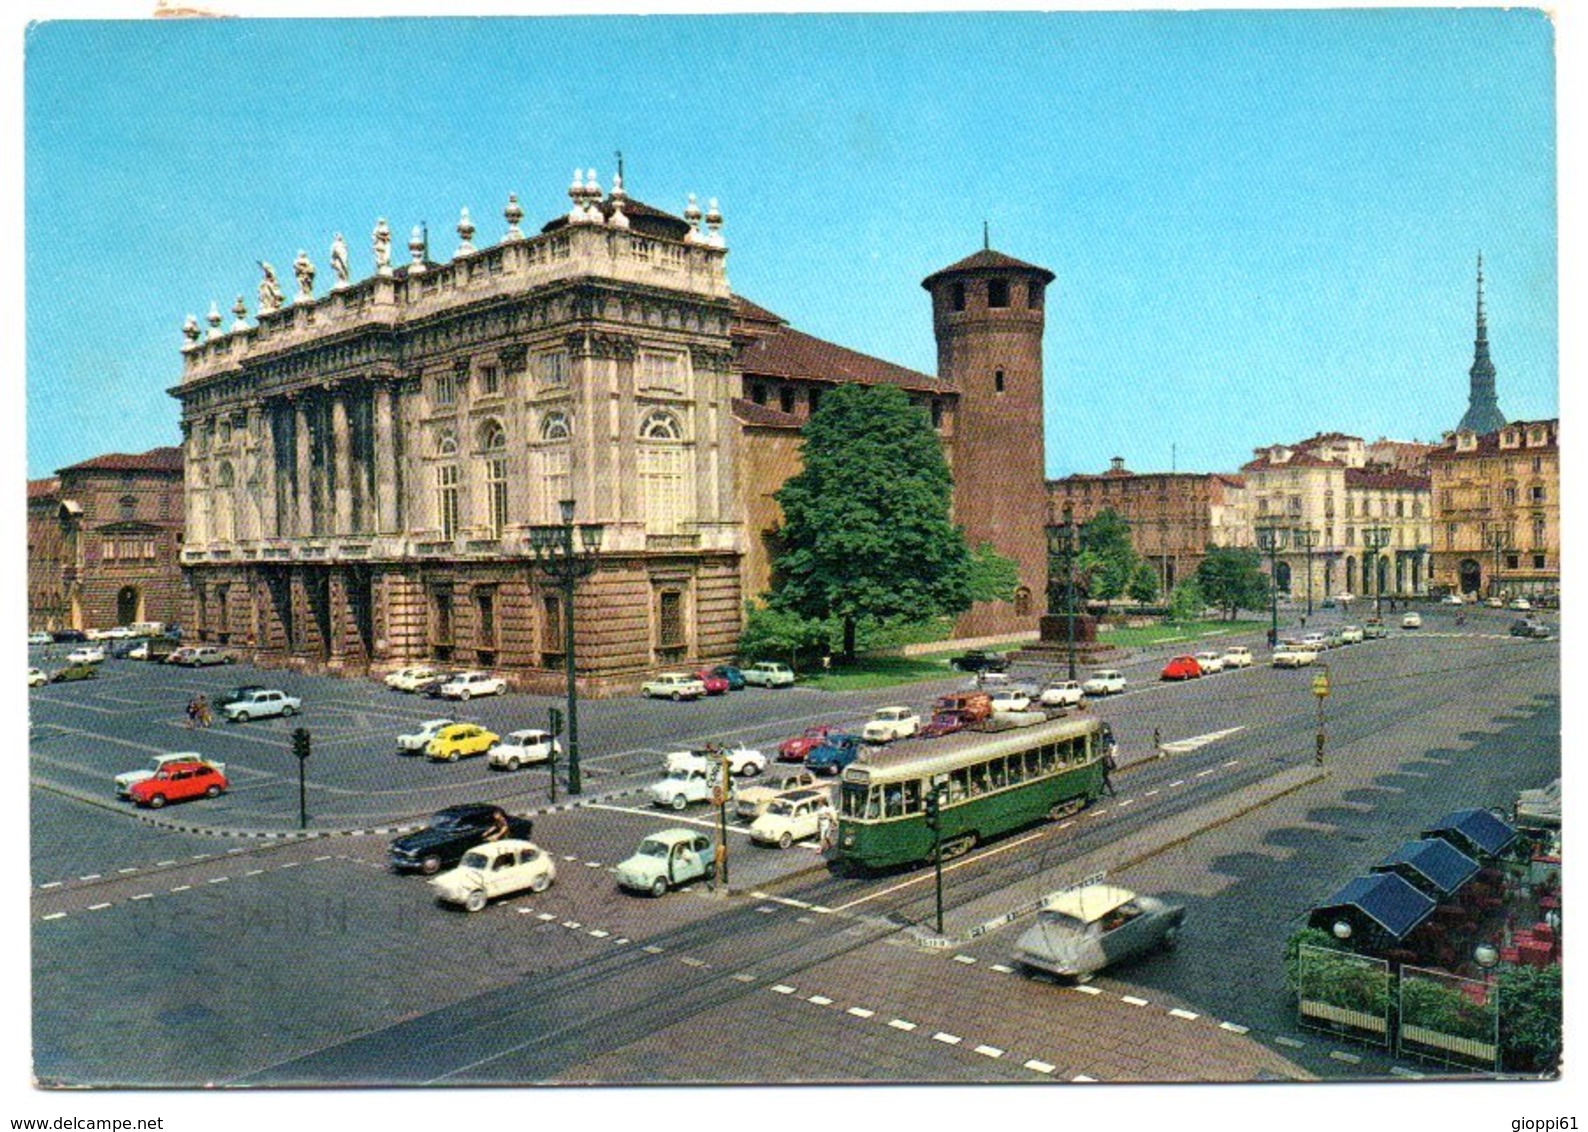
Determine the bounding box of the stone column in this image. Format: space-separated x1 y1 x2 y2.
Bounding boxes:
240 409 261 541
374 382 398 534
294 396 313 538
258 403 278 538
326 569 348 665
331 388 353 535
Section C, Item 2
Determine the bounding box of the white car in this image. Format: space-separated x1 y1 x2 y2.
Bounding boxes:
1332 593 1356 605
862 707 921 743
1401 612 1423 629
429 839 555 912
438 671 507 701
648 768 725 811
1441 593 1466 606
222 689 301 721
666 745 768 778
28 667 48 687
1192 651 1225 674
741 661 796 687
749 790 835 849
1485 596 1505 609
385 665 439 692
1038 680 1086 708
735 771 824 821
986 689 1034 713
1339 625 1364 644
101 626 136 640
28 631 52 646
116 752 226 798
489 729 561 771
641 673 707 700
1300 633 1328 652
1082 670 1127 696
128 642 150 660
1272 642 1318 668
1220 646 1253 668
65 646 106 665
1509 597 1532 611
398 718 457 753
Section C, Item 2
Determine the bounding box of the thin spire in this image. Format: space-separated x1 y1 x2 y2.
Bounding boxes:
1476 250 1487 336
983 220 989 250
615 149 624 182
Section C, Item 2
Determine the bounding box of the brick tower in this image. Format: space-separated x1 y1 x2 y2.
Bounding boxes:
923 245 1055 638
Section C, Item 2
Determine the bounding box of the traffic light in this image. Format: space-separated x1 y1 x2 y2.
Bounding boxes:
548 706 564 737
292 727 311 761
924 789 940 831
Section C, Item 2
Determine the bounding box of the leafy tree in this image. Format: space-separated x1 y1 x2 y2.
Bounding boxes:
1128 560 1159 605
966 542 1021 605
1079 509 1138 612
738 601 832 672
1196 546 1270 621
1498 963 1562 1073
1167 578 1206 623
770 384 978 658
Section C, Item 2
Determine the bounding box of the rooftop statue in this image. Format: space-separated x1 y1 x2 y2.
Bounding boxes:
257 261 284 314
372 218 392 276
293 250 316 301
329 233 350 289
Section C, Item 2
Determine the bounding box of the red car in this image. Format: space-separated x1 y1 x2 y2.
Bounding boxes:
1160 655 1203 681
777 726 835 762
127 760 229 809
692 669 730 696
918 711 967 739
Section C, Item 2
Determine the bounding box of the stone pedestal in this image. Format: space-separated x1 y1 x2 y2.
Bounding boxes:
1014 612 1123 668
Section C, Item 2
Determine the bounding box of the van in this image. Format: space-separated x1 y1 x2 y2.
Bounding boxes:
129 621 165 637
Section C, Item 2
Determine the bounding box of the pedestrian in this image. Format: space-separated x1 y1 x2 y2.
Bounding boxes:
817 808 836 854
1299 615 1306 630
1153 726 1162 757
185 696 198 729
196 694 212 728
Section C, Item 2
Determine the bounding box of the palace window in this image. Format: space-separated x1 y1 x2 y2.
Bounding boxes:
218 419 232 446
1532 456 1543 474
534 350 570 387
533 412 571 524
1505 484 1517 507
475 588 497 652
1027 282 1043 309
1531 485 1546 503
931 400 944 430
986 279 1009 309
481 422 508 538
1507 555 1519 570
657 589 685 650
434 370 457 407
1446 523 1457 550
437 465 459 539
1534 554 1546 570
638 351 686 394
780 386 796 414
1533 517 1546 548
480 364 501 396
1395 500 1404 518
638 410 690 533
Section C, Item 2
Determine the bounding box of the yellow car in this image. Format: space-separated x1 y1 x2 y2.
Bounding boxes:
425 723 500 762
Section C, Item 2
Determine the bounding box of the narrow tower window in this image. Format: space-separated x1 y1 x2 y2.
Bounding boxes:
1027 282 1044 309
994 369 1006 394
950 283 965 312
986 279 1009 309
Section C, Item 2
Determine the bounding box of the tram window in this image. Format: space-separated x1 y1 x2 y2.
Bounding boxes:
903 780 922 814
1006 755 1025 786
841 784 866 819
1061 738 1078 765
1038 744 1056 772
884 786 905 818
865 787 882 820
949 768 969 802
1025 750 1042 778
970 766 990 795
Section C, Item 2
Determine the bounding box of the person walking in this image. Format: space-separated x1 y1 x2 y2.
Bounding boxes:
185 696 199 729
196 694 212 728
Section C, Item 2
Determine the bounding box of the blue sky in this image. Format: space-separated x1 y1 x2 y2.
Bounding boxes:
24 10 1557 479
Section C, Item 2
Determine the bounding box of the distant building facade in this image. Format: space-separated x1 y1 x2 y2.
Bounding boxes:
1427 419 1559 598
27 448 186 631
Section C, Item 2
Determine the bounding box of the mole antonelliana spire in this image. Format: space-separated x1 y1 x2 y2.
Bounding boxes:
1456 252 1507 434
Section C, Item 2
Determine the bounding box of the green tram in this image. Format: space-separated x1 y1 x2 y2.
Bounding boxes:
837 716 1108 869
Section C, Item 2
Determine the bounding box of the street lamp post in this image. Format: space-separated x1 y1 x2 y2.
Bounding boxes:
1294 528 1319 619
1256 526 1290 648
528 499 603 797
1361 527 1392 617
1045 506 1083 681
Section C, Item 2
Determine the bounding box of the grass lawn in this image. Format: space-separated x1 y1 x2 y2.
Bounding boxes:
1094 619 1252 647
797 654 961 693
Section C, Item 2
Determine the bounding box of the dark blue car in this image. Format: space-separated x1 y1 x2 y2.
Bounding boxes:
805 733 864 776
712 665 746 691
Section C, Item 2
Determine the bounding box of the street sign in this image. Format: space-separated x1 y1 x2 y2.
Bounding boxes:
1312 671 1330 698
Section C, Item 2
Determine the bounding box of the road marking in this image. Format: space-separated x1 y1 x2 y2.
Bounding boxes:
130 893 153 901
990 964 1013 973
1274 1036 1306 1049
643 945 664 954
1073 984 1102 995
169 884 191 892
88 902 112 910
1159 726 1246 754
537 913 556 921
157 860 176 867
562 855 578 862
810 905 834 914
974 1044 1003 1058
588 929 609 938
888 1019 917 1031
1057 821 1074 830
771 984 796 995
1194 769 1214 778
42 913 66 921
1144 790 1159 798
613 939 630 946
1222 759 1239 767
79 874 100 881
1115 799 1134 808
952 955 976 965
932 1032 962 1045
756 906 777 914
584 861 603 868
1169 780 1185 788
1024 1059 1056 1074
1121 995 1149 1006
585 803 756 836
207 876 229 884
1089 809 1109 818
1073 1074 1098 1083
732 973 757 983
39 882 61 889
1169 1008 1199 1020
1389 1066 1424 1079
847 1007 874 1018
117 867 138 874
807 995 833 1006
245 869 264 876
1329 1051 1362 1065
279 862 300 869
1219 1022 1250 1034
561 921 582 929
680 957 707 968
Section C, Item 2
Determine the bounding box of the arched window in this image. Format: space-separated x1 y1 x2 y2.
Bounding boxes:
639 409 683 440
540 412 570 441
533 412 571 522
436 430 458 457
478 419 507 453
638 410 691 533
479 421 508 537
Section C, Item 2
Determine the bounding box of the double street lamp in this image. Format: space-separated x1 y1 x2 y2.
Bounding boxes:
528 499 603 797
1361 526 1392 617
1045 505 1083 681
1293 527 1320 619
1485 528 1512 599
1256 526 1290 648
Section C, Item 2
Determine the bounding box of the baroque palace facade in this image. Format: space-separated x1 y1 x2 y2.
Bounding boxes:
171 173 1050 687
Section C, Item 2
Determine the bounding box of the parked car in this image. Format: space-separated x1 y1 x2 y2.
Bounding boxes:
28 666 48 687
711 665 746 691
50 663 99 683
388 804 533 875
174 645 234 667
1160 655 1202 681
385 665 439 692
28 631 52 646
416 671 464 698
666 745 768 779
1271 641 1318 668
398 718 458 754
648 767 722 810
1401 612 1423 629
981 688 1030 713
105 639 143 659
1362 619 1389 640
116 752 226 798
429 839 555 912
641 673 707 701
489 729 561 771
1014 883 1185 982
949 650 1007 674
735 771 823 821
777 726 836 762
692 668 731 696
65 646 106 665
426 723 500 762
805 733 864 776
101 626 136 640
1339 625 1364 645
438 671 508 701
1082 670 1127 696
222 689 302 722
1220 646 1254 668
127 760 229 809
1485 596 1506 609
1510 619 1552 639
1509 597 1533 612
741 661 796 688
750 789 834 849
1192 651 1225 674
50 629 88 644
862 706 921 744
615 829 714 896
1038 680 1086 708
1441 593 1466 606
919 711 968 739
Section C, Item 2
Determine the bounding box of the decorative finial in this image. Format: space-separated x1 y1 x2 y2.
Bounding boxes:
608 173 630 230
983 220 989 250
372 218 393 277
503 193 524 241
455 207 476 257
1476 251 1487 332
568 168 590 224
329 233 350 290
408 225 427 274
615 149 624 182
230 294 249 332
206 300 223 338
683 193 703 244
293 249 315 301
704 197 724 248
182 313 201 345
256 261 284 314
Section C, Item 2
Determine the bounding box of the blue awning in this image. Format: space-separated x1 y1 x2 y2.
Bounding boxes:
1422 808 1518 858
1313 873 1437 941
1373 838 1481 897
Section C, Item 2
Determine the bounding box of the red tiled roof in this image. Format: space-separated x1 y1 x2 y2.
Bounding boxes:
1240 452 1341 471
922 248 1056 288
539 196 691 242
1296 431 1363 448
1213 474 1247 488
1344 468 1430 491
731 398 804 430
731 295 786 328
27 477 59 500
57 446 183 474
736 318 950 394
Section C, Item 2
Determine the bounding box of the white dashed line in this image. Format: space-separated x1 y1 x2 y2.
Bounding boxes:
847 1007 874 1019
208 876 229 884
1024 1059 1056 1074
87 902 112 911
1115 799 1135 808
79 874 101 881
679 957 707 968
732 973 757 983
811 905 834 914
807 995 833 1006
1073 1074 1097 1083
42 913 66 921
1329 1051 1362 1065
990 964 1013 973
561 921 582 929
974 1045 1004 1058
952 955 976 965
1274 1036 1305 1049
279 862 300 869
931 1032 962 1045
245 869 264 876
1194 769 1214 778
117 868 138 874
40 882 61 889
518 908 535 915
1169 1008 1199 1020
562 855 578 862
1169 781 1185 788
130 893 152 901
156 860 176 867
1222 759 1239 767
537 913 556 921
588 929 609 938
756 906 777 914
313 855 332 861
888 1019 917 1031
584 861 602 868
1073 985 1102 995
771 984 796 995
1219 1022 1250 1034
169 885 191 892
643 945 664 954
1389 1066 1424 1079
1057 821 1074 830
1144 790 1159 798
1089 809 1109 818
613 939 630 946
1121 995 1149 1006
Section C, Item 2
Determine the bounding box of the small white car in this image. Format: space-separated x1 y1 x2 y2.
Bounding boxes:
65 647 106 665
1509 597 1532 612
648 768 725 810
1300 633 1328 652
1083 670 1127 696
385 665 439 692
1038 680 1086 708
128 642 150 660
1442 594 1466 606
641 673 708 700
735 772 824 821
666 746 767 778
28 631 52 646
489 729 561 771
438 671 507 701
616 829 714 896
750 790 835 849
1272 642 1318 668
222 689 301 722
863 707 921 743
1485 596 1505 609
115 752 226 798
101 626 136 640
429 839 555 912
28 667 47 687
1192 651 1225 674
1220 646 1253 668
986 689 1034 713
1401 612 1423 629
398 719 457 753
741 661 796 687
1339 625 1364 644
